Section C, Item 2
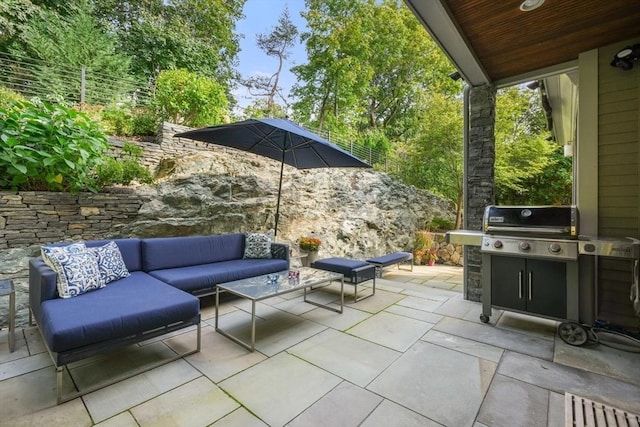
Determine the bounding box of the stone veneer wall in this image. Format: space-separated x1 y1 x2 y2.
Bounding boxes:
431 232 463 266
0 191 147 249
465 85 496 302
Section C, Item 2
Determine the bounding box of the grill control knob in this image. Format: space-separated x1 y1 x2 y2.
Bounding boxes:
519 241 531 251
493 240 503 249
549 243 562 254
583 243 596 253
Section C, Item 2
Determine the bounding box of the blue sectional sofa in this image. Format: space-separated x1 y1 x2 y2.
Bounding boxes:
29 233 289 403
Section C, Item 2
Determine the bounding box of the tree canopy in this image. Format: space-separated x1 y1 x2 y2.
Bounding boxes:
89 0 245 97
0 0 572 211
292 0 459 152
6 1 133 104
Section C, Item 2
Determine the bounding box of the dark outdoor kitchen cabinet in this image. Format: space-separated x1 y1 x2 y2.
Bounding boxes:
491 255 567 319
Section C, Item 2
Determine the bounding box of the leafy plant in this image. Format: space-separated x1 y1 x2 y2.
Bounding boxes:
0 86 26 109
98 105 158 137
154 69 228 127
413 230 436 265
299 236 321 251
0 100 109 192
429 217 455 232
95 142 154 187
131 108 158 136
101 106 133 136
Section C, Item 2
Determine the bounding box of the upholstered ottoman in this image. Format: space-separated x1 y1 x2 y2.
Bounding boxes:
366 252 413 277
311 257 376 302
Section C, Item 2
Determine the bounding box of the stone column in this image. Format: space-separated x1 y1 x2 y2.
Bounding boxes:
465 84 496 301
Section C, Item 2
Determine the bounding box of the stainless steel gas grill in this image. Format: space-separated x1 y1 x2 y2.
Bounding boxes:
479 205 581 324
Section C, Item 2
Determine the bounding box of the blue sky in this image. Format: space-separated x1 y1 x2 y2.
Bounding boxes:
234 0 308 110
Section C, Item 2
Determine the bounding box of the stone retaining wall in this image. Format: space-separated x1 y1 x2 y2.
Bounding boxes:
0 191 147 249
433 232 463 266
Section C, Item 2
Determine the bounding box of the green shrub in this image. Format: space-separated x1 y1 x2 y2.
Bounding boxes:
413 230 436 265
0 86 26 109
101 106 134 136
95 142 154 187
0 100 109 192
154 69 228 127
429 217 455 232
131 108 159 136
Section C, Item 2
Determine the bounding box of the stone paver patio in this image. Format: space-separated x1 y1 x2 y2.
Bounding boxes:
1 265 639 426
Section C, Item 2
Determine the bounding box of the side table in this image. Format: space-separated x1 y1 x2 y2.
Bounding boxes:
0 279 15 352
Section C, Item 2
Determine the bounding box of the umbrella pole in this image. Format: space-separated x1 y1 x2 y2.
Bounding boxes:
274 154 285 237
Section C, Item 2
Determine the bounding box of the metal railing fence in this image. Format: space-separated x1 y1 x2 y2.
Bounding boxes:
0 52 151 106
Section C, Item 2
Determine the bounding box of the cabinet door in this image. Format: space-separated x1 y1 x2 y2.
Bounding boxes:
491 256 526 311
526 259 567 319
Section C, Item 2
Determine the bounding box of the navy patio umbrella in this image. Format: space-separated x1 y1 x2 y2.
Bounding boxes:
175 118 371 236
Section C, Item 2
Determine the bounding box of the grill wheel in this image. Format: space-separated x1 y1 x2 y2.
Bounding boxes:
558 321 589 346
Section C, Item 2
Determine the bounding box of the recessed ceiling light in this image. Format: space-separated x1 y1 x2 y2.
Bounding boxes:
520 0 545 12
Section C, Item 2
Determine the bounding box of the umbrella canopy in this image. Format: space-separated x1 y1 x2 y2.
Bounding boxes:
174 118 371 236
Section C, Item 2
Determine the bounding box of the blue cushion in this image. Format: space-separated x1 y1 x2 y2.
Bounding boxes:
39 271 199 353
312 257 370 276
366 252 413 266
85 239 142 272
142 234 245 271
148 258 288 293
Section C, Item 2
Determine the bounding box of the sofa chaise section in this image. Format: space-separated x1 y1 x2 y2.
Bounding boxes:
39 271 199 355
29 238 201 403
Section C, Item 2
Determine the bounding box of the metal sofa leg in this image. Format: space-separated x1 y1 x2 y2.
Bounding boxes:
56 366 64 405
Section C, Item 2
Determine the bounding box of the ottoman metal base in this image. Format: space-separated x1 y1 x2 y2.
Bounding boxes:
311 258 376 302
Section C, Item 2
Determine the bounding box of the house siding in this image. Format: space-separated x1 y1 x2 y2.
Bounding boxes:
597 38 640 331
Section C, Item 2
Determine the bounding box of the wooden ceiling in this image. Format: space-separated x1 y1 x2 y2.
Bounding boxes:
442 0 640 82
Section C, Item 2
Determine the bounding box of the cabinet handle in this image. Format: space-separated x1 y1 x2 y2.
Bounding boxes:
528 271 533 300
518 271 523 299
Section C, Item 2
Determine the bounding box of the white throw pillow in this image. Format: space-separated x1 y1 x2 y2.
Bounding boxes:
243 231 273 259
41 242 87 271
50 250 105 298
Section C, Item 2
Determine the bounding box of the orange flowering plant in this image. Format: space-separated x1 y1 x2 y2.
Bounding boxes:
299 236 321 251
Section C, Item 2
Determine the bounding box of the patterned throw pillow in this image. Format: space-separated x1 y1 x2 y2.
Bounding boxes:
41 242 87 271
89 241 130 285
49 250 105 298
243 231 273 259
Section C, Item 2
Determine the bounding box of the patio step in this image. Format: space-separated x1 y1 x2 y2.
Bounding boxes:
566 392 640 427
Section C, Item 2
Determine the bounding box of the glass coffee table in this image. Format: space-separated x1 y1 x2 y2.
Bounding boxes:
215 267 344 351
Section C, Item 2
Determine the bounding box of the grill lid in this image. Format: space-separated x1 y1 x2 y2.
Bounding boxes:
483 205 579 237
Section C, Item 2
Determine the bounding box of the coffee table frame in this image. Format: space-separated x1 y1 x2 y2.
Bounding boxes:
215 268 344 351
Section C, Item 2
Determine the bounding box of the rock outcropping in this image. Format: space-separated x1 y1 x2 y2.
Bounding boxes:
126 150 455 259
0 143 456 328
